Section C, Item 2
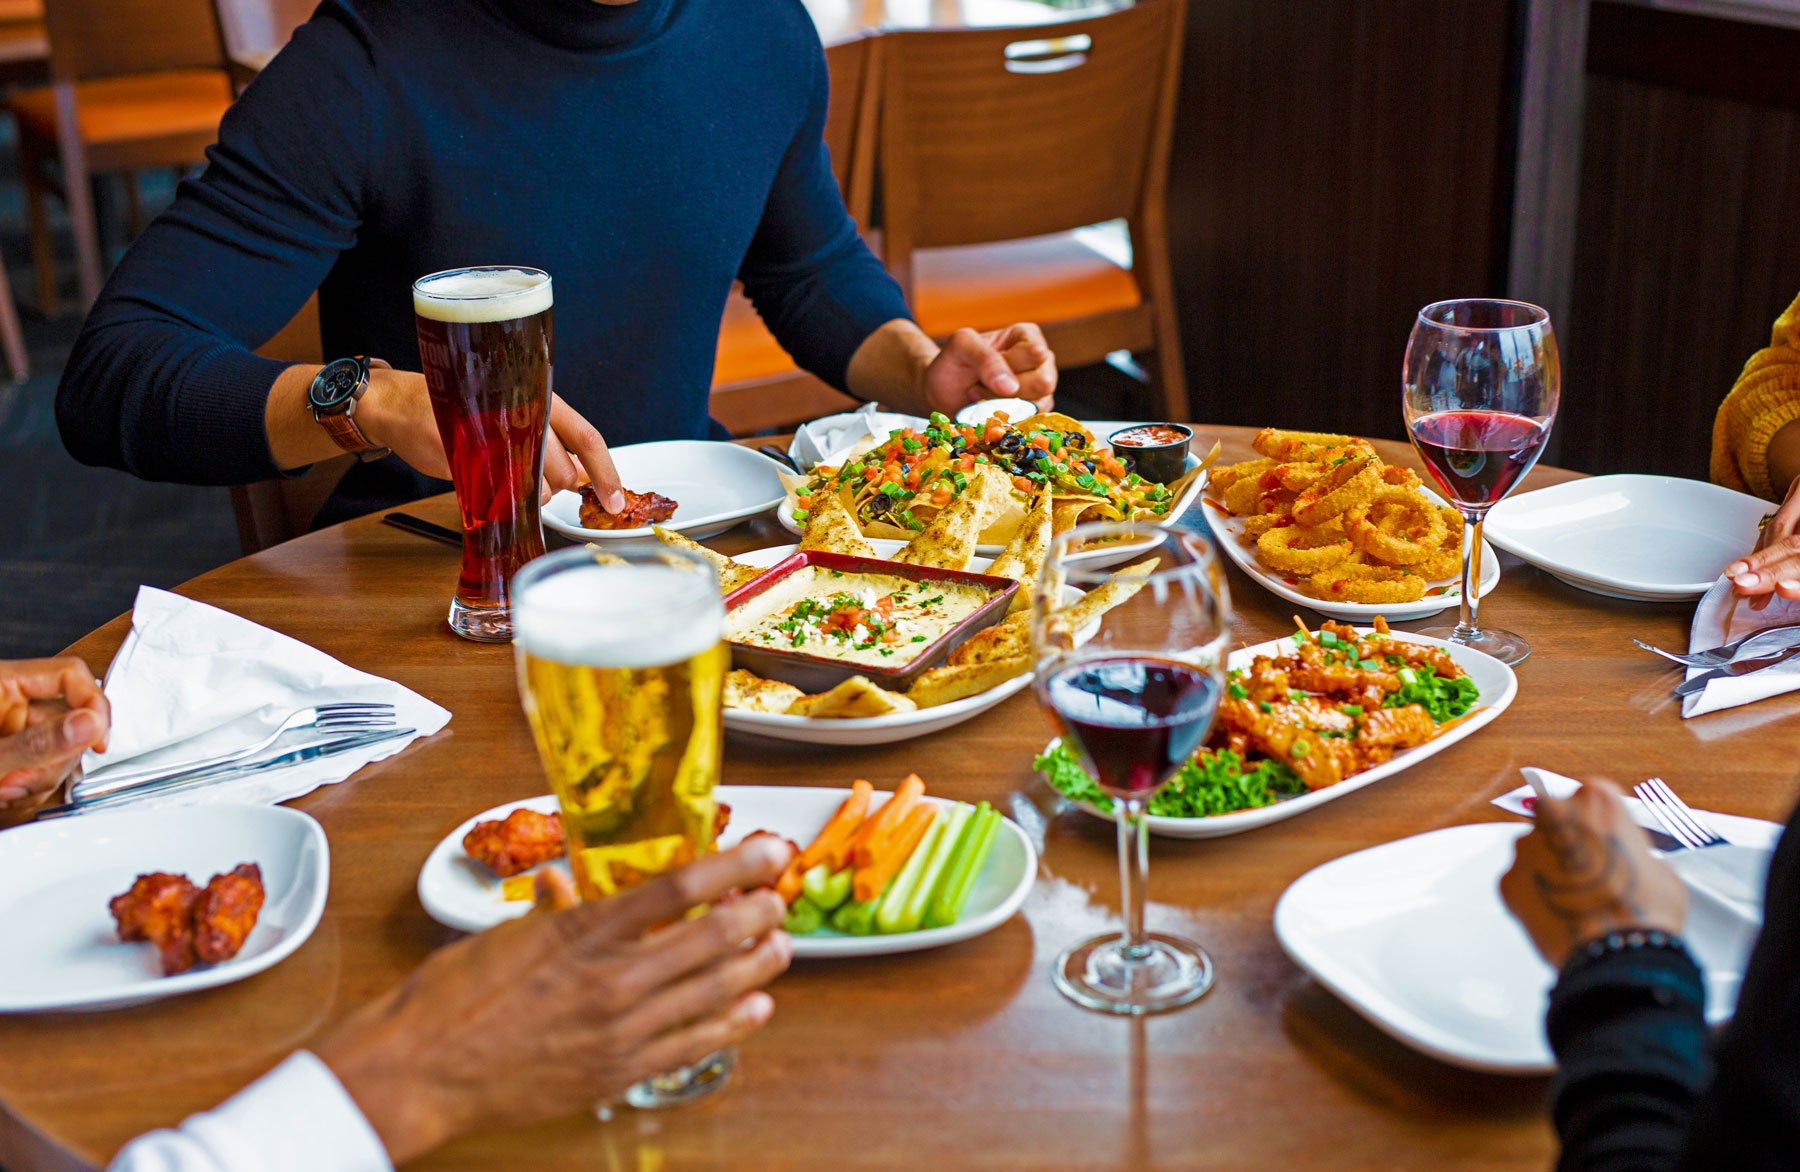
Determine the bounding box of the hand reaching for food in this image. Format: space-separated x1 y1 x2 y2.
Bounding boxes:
577 485 678 530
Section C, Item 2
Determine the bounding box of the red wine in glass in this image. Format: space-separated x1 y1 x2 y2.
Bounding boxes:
1410 409 1550 509
1044 657 1220 796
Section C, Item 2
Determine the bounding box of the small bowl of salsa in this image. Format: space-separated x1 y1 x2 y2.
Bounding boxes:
1107 423 1193 484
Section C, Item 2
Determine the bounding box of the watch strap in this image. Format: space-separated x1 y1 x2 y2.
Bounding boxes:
311 356 391 462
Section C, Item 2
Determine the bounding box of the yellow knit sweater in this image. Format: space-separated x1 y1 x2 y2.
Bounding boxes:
1713 290 1800 500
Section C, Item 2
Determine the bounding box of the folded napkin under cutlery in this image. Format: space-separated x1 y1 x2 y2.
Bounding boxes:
74 587 451 811
787 402 924 471
1678 577 1800 717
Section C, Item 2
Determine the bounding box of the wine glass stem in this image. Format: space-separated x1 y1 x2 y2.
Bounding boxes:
1454 512 1485 639
1116 797 1150 960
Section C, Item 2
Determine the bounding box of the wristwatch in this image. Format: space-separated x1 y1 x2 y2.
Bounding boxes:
308 356 392 461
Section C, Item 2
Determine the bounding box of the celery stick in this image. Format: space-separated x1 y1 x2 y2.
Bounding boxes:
891 803 972 933
782 897 824 935
874 809 946 934
923 805 1001 928
802 865 853 911
829 898 878 936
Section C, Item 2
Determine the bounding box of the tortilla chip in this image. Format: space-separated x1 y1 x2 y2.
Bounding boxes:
723 669 805 714
649 526 764 595
1008 412 1097 446
786 676 917 718
948 613 1031 667
986 486 1052 612
798 488 878 559
907 655 1030 708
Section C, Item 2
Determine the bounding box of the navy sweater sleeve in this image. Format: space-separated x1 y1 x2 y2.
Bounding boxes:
1547 798 1800 1172
736 32 909 395
55 13 377 486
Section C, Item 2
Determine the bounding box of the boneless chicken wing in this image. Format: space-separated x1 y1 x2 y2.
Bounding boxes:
579 486 679 531
109 872 202 975
191 863 266 965
463 808 567 878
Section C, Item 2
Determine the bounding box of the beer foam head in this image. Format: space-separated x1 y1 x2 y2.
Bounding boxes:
514 560 722 668
413 267 553 324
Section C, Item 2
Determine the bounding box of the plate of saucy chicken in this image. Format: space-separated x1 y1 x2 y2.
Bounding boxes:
0 805 328 1011
542 439 789 542
1034 620 1518 839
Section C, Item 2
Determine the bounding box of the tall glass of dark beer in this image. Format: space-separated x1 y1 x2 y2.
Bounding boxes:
413 267 554 641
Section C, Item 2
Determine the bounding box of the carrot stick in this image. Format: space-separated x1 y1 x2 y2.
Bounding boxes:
775 855 807 904
850 774 926 868
853 803 936 903
800 779 872 871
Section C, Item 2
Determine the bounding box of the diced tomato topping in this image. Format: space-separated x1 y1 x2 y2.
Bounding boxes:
1012 475 1034 495
932 489 953 506
959 454 977 472
1028 434 1051 450
862 464 881 481
984 423 1008 444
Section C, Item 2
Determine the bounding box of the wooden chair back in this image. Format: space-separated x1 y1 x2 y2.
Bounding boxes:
41 0 224 83
876 0 1184 292
229 294 355 553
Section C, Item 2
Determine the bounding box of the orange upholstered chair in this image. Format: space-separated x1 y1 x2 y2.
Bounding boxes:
9 0 233 313
876 0 1191 421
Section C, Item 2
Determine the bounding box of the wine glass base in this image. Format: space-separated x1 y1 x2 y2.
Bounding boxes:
448 599 513 642
621 1048 735 1109
1053 932 1215 1016
1415 623 1531 666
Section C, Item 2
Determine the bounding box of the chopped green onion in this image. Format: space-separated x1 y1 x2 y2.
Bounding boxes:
1227 681 1249 700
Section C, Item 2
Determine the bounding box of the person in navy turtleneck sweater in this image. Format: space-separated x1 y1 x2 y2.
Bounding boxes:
56 0 1059 527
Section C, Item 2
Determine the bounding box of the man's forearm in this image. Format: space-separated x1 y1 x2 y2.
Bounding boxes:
264 364 433 472
844 319 939 415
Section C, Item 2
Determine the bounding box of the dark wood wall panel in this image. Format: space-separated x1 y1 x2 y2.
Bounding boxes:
1560 5 1800 480
1166 0 1518 443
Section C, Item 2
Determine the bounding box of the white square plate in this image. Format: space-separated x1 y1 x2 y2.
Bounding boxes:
1484 474 1768 601
1274 822 1764 1073
0 805 329 1012
543 440 787 542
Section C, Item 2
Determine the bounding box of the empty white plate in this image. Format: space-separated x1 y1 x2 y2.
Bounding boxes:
0 805 329 1013
1275 823 1761 1073
418 786 1036 958
543 440 787 542
1485 475 1768 601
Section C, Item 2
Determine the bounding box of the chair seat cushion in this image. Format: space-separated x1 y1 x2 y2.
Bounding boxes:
10 69 232 147
714 286 795 386
911 231 1141 338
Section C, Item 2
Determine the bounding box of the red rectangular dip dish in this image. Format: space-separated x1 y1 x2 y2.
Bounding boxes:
721 551 1020 694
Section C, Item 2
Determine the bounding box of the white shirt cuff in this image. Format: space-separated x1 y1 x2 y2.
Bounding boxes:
109 1051 393 1172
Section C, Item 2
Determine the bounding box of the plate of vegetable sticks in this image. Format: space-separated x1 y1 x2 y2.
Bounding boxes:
418 781 1036 958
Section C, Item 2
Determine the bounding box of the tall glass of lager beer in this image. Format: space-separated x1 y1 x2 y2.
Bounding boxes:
413 266 554 641
511 544 735 1108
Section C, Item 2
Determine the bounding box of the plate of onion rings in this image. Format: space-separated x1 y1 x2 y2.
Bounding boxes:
1203 429 1499 621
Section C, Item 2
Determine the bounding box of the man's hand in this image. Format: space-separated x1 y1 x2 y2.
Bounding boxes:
316 837 794 1166
0 657 110 810
1725 471 1800 611
1499 780 1687 968
922 324 1057 415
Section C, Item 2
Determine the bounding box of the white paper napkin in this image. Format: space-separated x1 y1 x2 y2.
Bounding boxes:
1679 576 1800 718
788 403 926 470
77 587 451 810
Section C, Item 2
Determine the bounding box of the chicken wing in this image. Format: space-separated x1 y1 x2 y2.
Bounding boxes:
463 808 568 878
191 863 266 965
579 485 679 531
109 872 201 975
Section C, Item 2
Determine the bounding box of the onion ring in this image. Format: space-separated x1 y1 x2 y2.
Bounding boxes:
1257 525 1355 574
1413 547 1462 581
1251 428 1362 461
1291 457 1381 525
1344 489 1448 565
1307 564 1429 604
1243 513 1291 538
1210 458 1276 490
1222 476 1268 516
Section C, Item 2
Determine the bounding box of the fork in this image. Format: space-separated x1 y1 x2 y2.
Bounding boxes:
1634 621 1800 668
73 702 396 800
1633 777 1729 851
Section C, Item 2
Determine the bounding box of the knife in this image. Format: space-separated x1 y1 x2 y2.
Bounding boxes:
383 511 464 549
1689 621 1800 666
1674 646 1800 699
37 727 417 819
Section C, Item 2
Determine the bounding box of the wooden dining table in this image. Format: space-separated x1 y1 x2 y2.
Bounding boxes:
4 425 1795 1171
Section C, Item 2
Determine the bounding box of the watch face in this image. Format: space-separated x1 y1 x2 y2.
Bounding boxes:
311 358 364 411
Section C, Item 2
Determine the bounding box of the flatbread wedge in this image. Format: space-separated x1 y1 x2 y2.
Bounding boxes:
985 486 1052 613
894 464 1009 569
1048 558 1161 639
786 676 917 718
651 526 764 594
908 655 1031 708
723 669 805 714
798 488 878 560
947 613 1031 667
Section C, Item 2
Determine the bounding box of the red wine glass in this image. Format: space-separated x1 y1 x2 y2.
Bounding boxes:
1031 523 1230 1015
1403 299 1559 665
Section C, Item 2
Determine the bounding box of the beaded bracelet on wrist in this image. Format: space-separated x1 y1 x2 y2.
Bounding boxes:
1561 928 1689 984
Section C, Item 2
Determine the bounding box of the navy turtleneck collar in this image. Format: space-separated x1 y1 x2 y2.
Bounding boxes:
481 0 675 53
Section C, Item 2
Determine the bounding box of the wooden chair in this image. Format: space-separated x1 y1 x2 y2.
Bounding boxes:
877 0 1191 421
8 0 233 314
228 294 355 553
210 0 312 87
709 33 881 435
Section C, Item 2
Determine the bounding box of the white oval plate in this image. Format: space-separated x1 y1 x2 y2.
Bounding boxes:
776 423 1209 571
543 440 787 542
417 786 1036 958
1047 628 1517 839
0 805 329 1013
1274 823 1756 1073
1204 487 1499 622
720 540 1081 745
1484 474 1766 602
